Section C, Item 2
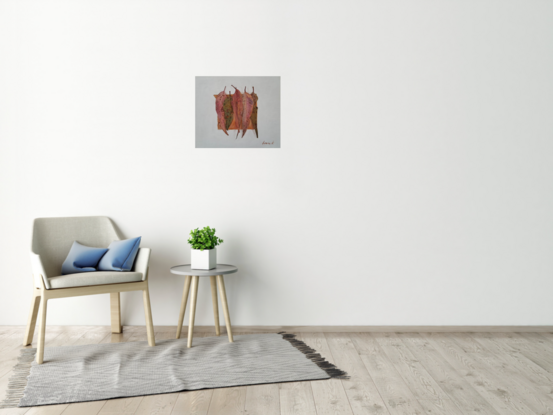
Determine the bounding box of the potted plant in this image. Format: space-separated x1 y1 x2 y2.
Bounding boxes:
188 226 223 270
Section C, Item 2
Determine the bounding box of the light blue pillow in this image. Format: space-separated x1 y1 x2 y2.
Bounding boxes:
61 241 109 275
98 237 141 272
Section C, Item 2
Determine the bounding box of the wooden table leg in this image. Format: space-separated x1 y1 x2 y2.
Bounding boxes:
210 275 220 336
176 275 192 339
217 274 234 343
187 276 199 348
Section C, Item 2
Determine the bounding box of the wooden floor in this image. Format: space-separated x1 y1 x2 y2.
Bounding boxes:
1 327 553 414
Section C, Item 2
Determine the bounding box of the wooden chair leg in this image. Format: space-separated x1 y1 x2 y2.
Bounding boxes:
110 292 122 334
176 275 192 339
187 276 199 348
23 289 41 346
217 275 234 343
142 287 155 347
36 296 48 364
210 275 220 336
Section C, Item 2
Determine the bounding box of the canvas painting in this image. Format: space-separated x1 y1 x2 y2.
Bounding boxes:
195 76 280 148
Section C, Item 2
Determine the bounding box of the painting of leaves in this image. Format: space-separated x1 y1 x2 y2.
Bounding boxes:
214 86 258 138
196 76 280 149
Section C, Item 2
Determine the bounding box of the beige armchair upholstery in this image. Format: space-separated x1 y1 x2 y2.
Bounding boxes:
47 271 143 289
24 216 155 364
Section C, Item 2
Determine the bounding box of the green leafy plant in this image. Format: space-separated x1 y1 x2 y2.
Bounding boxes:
187 226 224 251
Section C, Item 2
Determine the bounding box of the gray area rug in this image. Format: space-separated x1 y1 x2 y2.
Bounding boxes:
1 333 347 408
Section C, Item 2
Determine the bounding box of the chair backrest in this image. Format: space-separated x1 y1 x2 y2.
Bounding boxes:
31 216 123 278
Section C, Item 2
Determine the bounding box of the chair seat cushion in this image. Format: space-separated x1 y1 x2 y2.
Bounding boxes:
48 271 143 289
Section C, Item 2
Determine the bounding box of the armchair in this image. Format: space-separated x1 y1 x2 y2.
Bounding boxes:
24 216 155 364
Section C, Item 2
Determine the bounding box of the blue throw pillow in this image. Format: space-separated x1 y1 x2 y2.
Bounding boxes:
97 237 141 271
61 241 109 275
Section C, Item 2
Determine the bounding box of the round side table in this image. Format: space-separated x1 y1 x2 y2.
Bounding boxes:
170 264 238 348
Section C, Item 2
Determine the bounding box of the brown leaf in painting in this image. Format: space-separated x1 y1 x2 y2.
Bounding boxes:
215 87 229 135
241 87 254 138
250 86 258 138
231 85 243 139
223 94 233 131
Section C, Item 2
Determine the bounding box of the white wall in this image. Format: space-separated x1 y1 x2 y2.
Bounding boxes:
1 0 552 327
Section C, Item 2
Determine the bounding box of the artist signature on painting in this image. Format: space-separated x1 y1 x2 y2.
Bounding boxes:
262 141 274 145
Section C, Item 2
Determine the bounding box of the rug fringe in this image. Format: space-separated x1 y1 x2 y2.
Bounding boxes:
0 348 35 409
278 332 350 379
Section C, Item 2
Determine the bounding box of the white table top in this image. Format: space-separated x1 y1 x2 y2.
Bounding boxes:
170 264 238 277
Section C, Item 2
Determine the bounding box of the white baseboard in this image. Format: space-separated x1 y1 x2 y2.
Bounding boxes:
130 325 553 333
6 325 552 333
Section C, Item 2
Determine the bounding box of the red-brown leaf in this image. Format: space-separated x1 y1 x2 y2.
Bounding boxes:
241 87 254 138
250 86 258 138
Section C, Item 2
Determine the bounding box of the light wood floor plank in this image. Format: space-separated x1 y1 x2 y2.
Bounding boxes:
480 332 553 376
423 333 535 415
373 333 449 402
43 326 92 348
71 327 111 346
301 333 354 415
0 327 19 339
516 332 553 353
279 382 318 415
206 386 246 415
245 384 280 415
352 333 425 414
488 331 553 353
99 397 143 414
26 404 70 415
134 393 178 415
446 333 486 354
515 332 553 372
456 333 553 414
300 333 337 365
171 390 213 415
536 332 553 346
325 334 389 414
311 379 354 415
60 400 107 415
325 333 373 383
342 382 389 415
0 328 24 352
416 398 464 415
470 349 553 414
100 326 145 345
155 331 179 341
0 407 29 415
397 333 501 415
469 332 553 394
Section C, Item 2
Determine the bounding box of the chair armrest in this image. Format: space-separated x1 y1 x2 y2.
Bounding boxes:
133 248 151 281
30 253 50 289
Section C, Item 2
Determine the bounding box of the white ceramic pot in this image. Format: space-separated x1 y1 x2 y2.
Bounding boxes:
191 248 216 270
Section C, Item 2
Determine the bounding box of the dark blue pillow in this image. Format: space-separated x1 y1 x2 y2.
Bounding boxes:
61 241 109 275
97 237 141 272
